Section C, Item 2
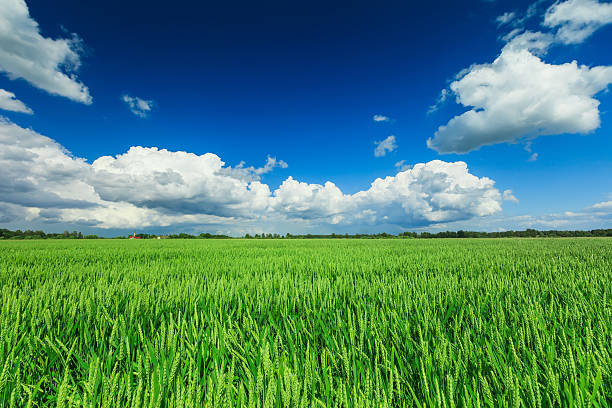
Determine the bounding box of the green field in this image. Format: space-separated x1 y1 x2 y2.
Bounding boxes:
0 239 610 407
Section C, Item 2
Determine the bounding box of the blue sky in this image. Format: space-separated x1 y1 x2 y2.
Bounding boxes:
0 0 611 236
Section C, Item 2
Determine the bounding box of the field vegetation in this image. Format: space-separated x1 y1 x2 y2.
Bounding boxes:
0 238 610 407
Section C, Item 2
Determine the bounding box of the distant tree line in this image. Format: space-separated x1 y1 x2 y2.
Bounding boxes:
1 227 611 240
158 233 231 239
0 229 98 240
397 229 612 239
0 229 232 240
261 229 612 239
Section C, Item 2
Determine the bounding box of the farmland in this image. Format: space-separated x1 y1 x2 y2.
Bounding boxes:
0 238 610 407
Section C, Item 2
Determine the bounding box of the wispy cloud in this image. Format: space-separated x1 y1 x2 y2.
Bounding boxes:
503 189 519 203
374 135 397 157
373 114 391 122
394 160 411 172
544 0 612 44
122 94 154 118
220 156 288 182
496 11 517 26
0 89 33 114
427 89 449 114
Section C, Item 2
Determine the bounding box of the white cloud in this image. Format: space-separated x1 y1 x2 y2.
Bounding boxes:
427 89 449 114
0 117 96 211
220 155 288 182
544 0 612 44
0 119 505 232
374 135 397 157
122 94 153 117
0 0 91 103
419 195 612 233
503 189 519 203
592 202 612 212
497 11 518 26
503 30 555 54
394 160 411 171
495 0 548 32
271 160 502 227
0 89 32 114
373 114 390 122
528 152 539 161
428 41 612 154
430 0 612 154
271 177 349 222
91 147 272 217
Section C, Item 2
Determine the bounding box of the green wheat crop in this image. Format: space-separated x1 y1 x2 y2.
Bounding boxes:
0 238 610 407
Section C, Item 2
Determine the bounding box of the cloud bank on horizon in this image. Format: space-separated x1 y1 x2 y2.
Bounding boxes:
428 0 612 154
0 119 503 231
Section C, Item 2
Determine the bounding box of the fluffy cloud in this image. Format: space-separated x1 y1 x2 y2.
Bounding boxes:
373 114 390 122
91 147 272 217
0 119 505 232
0 118 97 211
0 0 91 103
544 0 612 44
374 135 397 157
271 160 502 227
430 0 612 154
354 161 502 226
429 34 612 154
122 94 153 117
0 89 32 114
271 177 349 222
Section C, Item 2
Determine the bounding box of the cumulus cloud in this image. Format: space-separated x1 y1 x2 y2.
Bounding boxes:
544 0 612 44
122 94 154 117
374 135 397 157
271 160 502 227
0 0 91 103
503 189 519 203
430 0 612 154
0 118 97 211
373 114 390 122
91 147 272 217
429 35 612 154
271 177 349 222
0 89 32 114
0 119 504 231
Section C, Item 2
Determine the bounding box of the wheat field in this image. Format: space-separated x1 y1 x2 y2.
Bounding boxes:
0 238 610 407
